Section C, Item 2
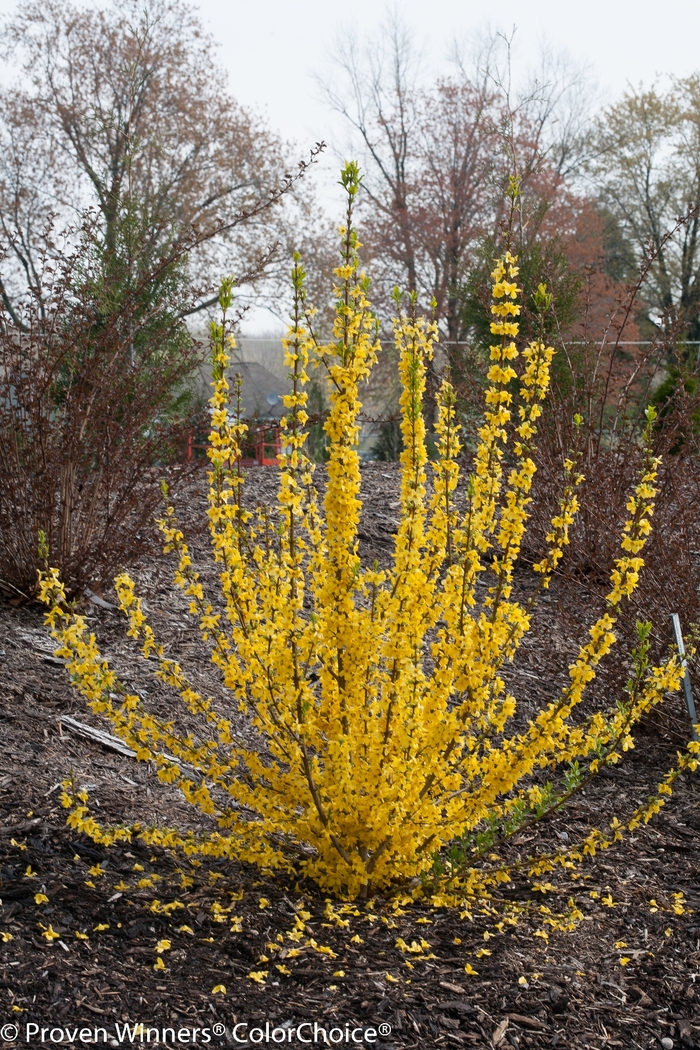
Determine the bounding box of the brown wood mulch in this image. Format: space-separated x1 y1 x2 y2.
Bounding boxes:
0 464 698 1049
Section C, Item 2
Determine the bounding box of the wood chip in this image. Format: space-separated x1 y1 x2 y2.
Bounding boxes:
507 1014 549 1030
492 1019 509 1046
0 818 41 836
60 717 136 758
439 981 467 995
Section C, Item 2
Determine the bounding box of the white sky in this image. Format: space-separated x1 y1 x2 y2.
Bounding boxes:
196 0 700 149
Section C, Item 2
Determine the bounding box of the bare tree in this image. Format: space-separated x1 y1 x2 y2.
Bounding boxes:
507 38 600 179
0 0 311 313
320 18 598 341
588 77 700 345
321 16 501 339
322 16 423 294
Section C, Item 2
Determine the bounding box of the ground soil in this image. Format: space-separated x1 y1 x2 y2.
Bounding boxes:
0 464 699 1049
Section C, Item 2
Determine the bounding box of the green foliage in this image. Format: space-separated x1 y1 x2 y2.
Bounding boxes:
460 234 582 350
651 367 700 452
456 234 583 427
371 418 403 461
79 194 198 422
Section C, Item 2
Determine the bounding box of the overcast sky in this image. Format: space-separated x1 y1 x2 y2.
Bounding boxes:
194 0 698 148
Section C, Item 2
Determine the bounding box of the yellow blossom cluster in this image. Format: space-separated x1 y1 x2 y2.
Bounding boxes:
39 164 692 899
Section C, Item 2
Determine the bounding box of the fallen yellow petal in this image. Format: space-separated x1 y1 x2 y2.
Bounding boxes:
247 971 268 984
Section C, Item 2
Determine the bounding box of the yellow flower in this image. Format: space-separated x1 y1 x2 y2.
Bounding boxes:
247 971 268 984
34 893 49 905
211 985 226 994
153 957 166 971
75 931 89 941
155 939 171 954
619 957 630 966
42 926 60 941
1 932 13 943
308 941 337 958
34 190 679 905
93 924 109 931
464 964 478 975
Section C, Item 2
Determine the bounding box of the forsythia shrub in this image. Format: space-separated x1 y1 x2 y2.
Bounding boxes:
40 165 698 899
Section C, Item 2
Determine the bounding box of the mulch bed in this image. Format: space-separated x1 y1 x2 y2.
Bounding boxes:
1 464 699 1049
